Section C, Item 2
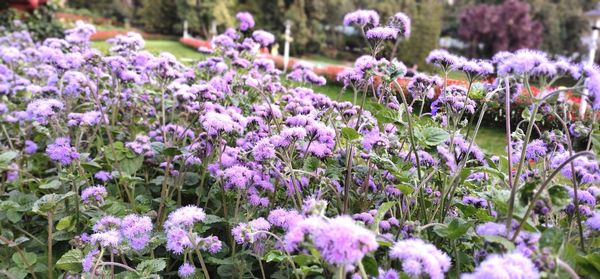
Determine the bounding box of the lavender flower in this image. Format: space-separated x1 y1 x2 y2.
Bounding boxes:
24 140 37 154
46 137 80 165
426 49 459 70
120 214 153 251
389 238 451 279
232 217 271 244
285 216 378 266
178 262 196 278
461 252 539 279
343 10 380 27
252 30 275 47
81 185 108 205
26 99 64 124
388 12 411 38
236 12 255 31
366 27 399 40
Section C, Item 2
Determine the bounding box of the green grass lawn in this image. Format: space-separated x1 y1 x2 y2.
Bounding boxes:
91 40 206 61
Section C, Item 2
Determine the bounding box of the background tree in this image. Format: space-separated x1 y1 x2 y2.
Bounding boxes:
458 0 543 58
140 0 180 34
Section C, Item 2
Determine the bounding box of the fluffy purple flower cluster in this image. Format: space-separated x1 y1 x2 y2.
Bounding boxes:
81 185 108 205
462 252 539 279
284 215 378 266
46 137 80 165
389 238 451 279
88 214 153 251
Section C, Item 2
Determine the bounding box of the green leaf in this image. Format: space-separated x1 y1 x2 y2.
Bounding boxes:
576 253 600 278
32 192 74 214
421 127 449 146
434 219 471 240
539 228 564 253
341 127 361 141
121 156 144 176
7 267 27 279
264 250 286 263
56 216 74 231
293 254 314 266
374 108 400 124
481 235 515 251
136 259 167 275
361 256 379 276
303 156 320 172
162 147 182 156
0 151 18 164
56 249 83 272
11 251 37 268
370 201 396 232
203 214 225 224
549 185 570 208
395 184 414 196
39 180 61 190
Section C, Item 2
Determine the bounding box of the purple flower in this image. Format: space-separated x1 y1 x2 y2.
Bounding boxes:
198 235 222 253
232 217 271 244
165 205 206 228
388 12 411 38
26 99 64 124
81 185 108 205
90 229 120 248
461 252 539 279
253 138 276 161
426 49 459 70
46 137 79 165
343 10 380 27
224 165 253 190
366 27 399 40
438 85 476 115
285 216 378 266
252 30 275 47
178 262 196 278
94 171 113 182
389 238 451 279
267 208 303 230
496 49 550 76
586 212 600 231
120 214 153 251
236 12 255 31
82 249 100 272
24 140 37 154
463 196 488 208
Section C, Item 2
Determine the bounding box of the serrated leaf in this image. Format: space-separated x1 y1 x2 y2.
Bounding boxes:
56 249 83 272
0 151 18 163
421 127 449 146
361 256 379 276
370 201 396 232
540 228 563 253
482 235 515 250
137 258 166 275
395 184 414 196
341 127 360 141
12 251 36 268
56 216 73 231
39 180 61 190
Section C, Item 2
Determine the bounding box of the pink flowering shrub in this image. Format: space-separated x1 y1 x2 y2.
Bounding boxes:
1 9 600 279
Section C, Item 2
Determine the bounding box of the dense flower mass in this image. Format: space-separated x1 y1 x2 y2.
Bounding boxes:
1 8 600 279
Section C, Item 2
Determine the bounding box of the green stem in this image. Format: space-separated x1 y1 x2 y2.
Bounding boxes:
47 211 53 279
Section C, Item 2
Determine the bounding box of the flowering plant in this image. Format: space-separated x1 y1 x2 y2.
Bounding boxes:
1 9 600 279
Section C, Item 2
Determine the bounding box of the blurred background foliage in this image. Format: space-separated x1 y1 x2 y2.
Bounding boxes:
6 0 600 66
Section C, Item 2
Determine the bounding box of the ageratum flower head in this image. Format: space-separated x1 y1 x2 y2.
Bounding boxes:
46 137 80 165
232 217 271 244
426 49 459 71
236 12 255 31
461 252 538 279
285 216 378 267
388 12 411 38
252 30 275 47
120 214 153 251
366 27 399 41
26 99 64 124
389 238 451 279
343 10 380 27
81 185 108 205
